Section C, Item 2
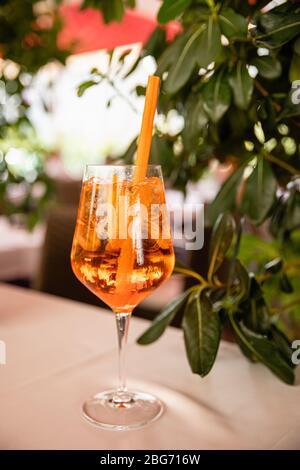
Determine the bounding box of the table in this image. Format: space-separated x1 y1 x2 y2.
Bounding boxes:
0 284 299 450
0 218 44 281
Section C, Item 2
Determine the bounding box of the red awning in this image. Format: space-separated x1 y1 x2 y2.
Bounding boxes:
58 5 180 54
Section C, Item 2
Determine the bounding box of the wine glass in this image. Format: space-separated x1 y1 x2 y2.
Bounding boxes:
71 164 175 430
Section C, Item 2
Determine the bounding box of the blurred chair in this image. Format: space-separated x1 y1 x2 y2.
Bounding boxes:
53 178 81 206
33 204 102 307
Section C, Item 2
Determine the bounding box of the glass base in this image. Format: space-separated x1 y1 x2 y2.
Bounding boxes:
82 390 164 431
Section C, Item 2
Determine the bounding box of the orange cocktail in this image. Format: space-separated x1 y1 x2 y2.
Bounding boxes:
71 172 174 313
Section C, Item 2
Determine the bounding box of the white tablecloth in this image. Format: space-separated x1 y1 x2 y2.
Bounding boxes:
0 218 44 281
0 284 299 450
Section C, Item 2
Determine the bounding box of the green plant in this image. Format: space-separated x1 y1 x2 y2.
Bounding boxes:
0 0 69 134
0 0 69 227
81 0 136 23
0 125 53 229
138 213 296 384
78 0 300 384
79 0 300 189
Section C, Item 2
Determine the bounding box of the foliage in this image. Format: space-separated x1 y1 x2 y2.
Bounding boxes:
0 125 54 229
0 0 69 226
0 0 68 71
81 0 300 384
0 0 69 133
81 0 136 23
81 0 300 190
138 213 296 384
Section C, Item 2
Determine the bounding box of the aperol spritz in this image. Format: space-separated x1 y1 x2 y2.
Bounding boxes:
71 165 174 429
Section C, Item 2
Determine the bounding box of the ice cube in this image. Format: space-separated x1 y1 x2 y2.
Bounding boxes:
75 219 101 252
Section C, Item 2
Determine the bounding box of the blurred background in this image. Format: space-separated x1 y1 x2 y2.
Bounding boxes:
0 0 225 321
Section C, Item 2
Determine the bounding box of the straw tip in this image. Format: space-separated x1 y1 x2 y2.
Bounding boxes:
148 75 160 86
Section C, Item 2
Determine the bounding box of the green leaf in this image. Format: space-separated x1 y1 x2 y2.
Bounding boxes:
84 0 126 23
230 315 294 385
236 340 257 363
264 258 283 274
279 273 294 294
125 0 136 8
271 324 295 365
224 218 243 300
245 296 271 334
250 274 270 305
251 56 282 80
294 37 300 56
135 85 146 96
144 27 167 59
258 98 277 141
137 289 191 345
289 53 300 82
182 5 210 26
241 158 276 224
202 71 231 123
219 7 248 39
183 95 208 150
208 212 236 279
278 92 300 119
207 163 246 224
182 289 221 377
77 80 98 97
158 0 192 24
234 259 250 302
240 322 295 384
255 10 300 48
197 17 222 69
149 134 174 167
164 26 206 94
102 0 125 23
228 62 253 110
156 32 190 77
121 138 137 163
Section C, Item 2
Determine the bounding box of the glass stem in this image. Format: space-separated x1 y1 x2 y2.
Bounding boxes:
116 312 131 394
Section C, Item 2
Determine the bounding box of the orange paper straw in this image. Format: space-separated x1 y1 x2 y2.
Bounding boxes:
134 75 160 183
115 75 160 299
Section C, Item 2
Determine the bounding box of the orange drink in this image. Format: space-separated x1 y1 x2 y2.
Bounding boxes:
71 173 174 313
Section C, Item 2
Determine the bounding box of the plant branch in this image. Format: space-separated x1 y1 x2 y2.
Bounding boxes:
174 266 208 285
263 152 300 177
94 71 139 114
